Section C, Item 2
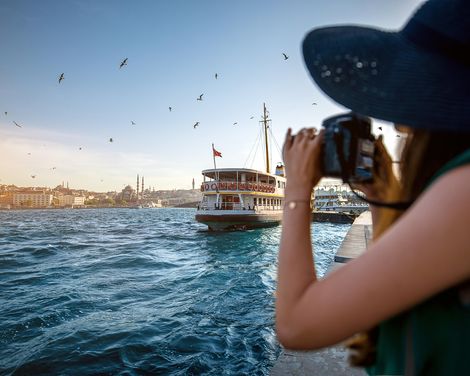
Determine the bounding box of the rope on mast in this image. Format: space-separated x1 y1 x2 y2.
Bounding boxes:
244 131 261 168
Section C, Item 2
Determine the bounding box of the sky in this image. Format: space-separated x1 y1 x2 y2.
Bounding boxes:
0 0 425 192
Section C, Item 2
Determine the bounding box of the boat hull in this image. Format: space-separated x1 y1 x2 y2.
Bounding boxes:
195 211 282 231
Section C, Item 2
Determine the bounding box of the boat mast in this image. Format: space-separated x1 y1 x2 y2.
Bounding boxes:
262 103 271 174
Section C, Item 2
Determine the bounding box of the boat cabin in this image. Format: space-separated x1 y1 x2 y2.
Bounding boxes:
198 168 286 211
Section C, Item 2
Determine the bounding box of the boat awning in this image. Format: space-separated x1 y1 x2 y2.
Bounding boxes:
201 168 283 181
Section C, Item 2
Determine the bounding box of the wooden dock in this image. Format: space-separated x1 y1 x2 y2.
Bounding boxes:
271 211 372 376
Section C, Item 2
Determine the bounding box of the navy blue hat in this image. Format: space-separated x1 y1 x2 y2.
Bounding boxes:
302 0 470 133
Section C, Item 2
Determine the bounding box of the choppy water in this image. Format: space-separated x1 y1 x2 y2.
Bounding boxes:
0 208 349 375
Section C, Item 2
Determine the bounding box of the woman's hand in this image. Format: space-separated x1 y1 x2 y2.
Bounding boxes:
283 127 324 199
353 135 399 202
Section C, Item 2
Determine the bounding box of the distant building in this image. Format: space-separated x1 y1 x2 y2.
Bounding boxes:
13 191 54 207
58 195 86 207
120 185 136 202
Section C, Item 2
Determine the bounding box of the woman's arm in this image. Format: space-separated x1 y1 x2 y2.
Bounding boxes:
276 134 470 349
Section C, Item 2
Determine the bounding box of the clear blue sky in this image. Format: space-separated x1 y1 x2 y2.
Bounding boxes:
0 0 424 191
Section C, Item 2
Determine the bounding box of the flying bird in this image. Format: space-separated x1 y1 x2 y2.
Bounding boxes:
233 122 238 126
4 112 7 116
119 58 128 69
378 126 383 131
215 73 218 79
27 153 31 155
169 106 172 112
282 53 289 60
51 167 57 170
250 116 254 119
193 122 199 129
13 121 22 128
312 102 317 105
79 147 82 151
109 138 114 142
131 121 136 125
396 134 401 138
58 73 65 83
31 175 36 179
197 94 204 101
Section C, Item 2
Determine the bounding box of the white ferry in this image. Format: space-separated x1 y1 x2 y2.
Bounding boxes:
195 104 286 230
313 186 369 215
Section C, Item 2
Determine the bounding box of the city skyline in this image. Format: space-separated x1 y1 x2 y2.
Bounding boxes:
0 0 423 191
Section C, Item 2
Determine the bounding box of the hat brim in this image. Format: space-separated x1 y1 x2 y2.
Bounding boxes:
302 26 470 133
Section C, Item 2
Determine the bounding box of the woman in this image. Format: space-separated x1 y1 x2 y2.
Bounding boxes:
275 0 470 374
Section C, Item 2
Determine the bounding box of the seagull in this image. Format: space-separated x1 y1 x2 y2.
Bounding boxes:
119 58 128 69
250 116 254 119
131 121 136 125
396 134 401 138
58 73 65 83
79 147 82 151
169 106 172 112
50 167 56 170
109 138 114 142
282 53 289 60
31 175 36 179
193 122 199 129
4 112 7 116
378 126 383 131
312 102 317 105
233 122 238 126
197 94 204 101
13 121 22 128
215 73 218 79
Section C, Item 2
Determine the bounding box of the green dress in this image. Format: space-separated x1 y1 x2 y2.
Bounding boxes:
367 149 470 376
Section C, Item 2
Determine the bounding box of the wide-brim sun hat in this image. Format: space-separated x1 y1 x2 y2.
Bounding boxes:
302 0 470 133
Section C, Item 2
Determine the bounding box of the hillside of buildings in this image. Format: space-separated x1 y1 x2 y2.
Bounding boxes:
0 183 202 209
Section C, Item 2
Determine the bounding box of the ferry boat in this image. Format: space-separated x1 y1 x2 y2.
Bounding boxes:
195 104 286 230
313 186 369 215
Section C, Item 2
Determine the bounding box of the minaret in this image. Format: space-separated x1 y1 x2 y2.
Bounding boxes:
192 178 195 190
141 176 144 198
136 174 140 199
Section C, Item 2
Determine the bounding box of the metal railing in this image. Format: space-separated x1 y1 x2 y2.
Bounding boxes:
200 180 276 193
197 202 284 211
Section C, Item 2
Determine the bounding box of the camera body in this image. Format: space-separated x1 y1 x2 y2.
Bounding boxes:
322 112 375 183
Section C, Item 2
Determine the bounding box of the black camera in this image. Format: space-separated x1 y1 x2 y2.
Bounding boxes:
322 112 375 183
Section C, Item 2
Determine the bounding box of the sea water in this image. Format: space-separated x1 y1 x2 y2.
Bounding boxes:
0 208 350 375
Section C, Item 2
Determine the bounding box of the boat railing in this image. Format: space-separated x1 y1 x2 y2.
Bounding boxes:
197 202 283 211
197 202 249 211
200 180 276 194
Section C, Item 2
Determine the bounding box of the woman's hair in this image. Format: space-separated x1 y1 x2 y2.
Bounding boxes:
346 128 470 367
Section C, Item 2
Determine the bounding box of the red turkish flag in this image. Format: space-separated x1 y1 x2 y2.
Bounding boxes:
212 146 222 158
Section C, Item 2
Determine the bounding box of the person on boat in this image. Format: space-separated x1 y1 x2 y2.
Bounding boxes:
275 0 470 374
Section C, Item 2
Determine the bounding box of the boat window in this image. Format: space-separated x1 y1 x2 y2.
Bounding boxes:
254 197 257 205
